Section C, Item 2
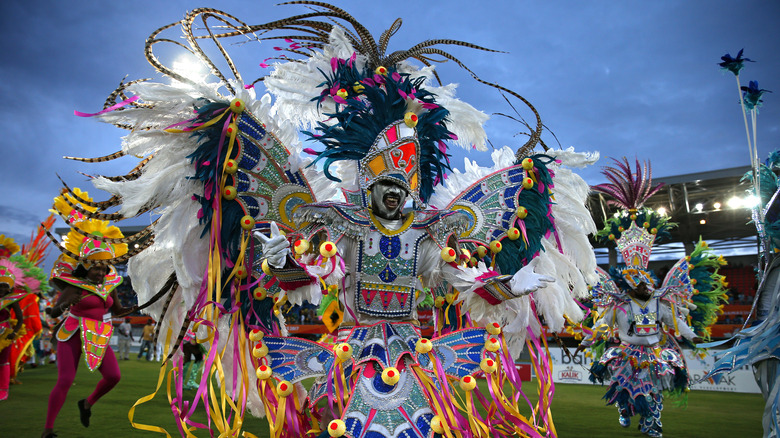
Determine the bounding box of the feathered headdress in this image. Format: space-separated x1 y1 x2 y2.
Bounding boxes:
0 235 20 259
0 260 19 288
592 157 670 289
57 218 129 266
305 61 454 205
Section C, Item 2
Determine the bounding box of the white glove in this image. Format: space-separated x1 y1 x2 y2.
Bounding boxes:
509 258 555 297
252 222 290 268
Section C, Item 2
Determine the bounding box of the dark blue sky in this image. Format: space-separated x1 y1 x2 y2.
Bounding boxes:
1 1 779 270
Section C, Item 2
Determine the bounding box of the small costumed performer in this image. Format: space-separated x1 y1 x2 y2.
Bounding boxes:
576 158 704 438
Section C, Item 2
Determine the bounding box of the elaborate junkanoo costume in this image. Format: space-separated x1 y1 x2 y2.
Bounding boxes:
1 227 52 401
704 152 780 438
576 158 724 438
56 4 602 437
0 258 26 401
41 191 137 437
702 51 779 438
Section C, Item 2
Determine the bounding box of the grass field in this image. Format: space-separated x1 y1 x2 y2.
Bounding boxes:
0 358 765 437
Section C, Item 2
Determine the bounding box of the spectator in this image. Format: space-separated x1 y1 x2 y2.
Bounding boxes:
116 318 134 360
137 319 154 361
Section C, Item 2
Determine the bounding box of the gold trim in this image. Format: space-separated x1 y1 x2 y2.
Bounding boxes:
368 211 415 236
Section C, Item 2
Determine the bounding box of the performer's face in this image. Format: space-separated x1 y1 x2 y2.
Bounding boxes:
632 282 652 300
370 181 408 220
86 264 109 284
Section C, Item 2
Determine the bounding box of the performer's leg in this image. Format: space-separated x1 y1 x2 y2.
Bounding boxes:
86 346 121 406
616 400 631 427
0 347 10 400
44 336 81 430
639 392 663 437
185 360 203 389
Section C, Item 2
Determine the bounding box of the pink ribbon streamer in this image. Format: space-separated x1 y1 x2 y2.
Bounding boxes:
74 95 139 117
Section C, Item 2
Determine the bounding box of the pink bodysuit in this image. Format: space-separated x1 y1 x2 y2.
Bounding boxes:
44 292 120 429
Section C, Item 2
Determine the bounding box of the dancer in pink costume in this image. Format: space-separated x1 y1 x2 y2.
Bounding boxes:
41 216 135 438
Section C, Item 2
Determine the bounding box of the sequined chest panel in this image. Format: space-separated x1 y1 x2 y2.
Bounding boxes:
628 299 660 337
356 228 427 318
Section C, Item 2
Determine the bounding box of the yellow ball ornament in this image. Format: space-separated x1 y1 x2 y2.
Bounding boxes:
249 329 264 342
320 241 338 258
459 375 477 391
229 98 245 114
434 296 446 308
480 357 498 374
521 158 534 170
294 239 310 255
255 364 272 380
252 343 268 358
489 240 502 254
416 338 433 354
240 215 255 230
651 228 658 234
253 287 267 300
485 337 500 352
440 247 457 263
235 266 248 279
444 292 455 304
277 380 294 397
431 416 445 434
382 367 401 385
522 177 534 189
375 66 388 76
327 419 347 437
223 185 237 200
477 246 488 258
507 227 521 240
225 159 239 174
486 322 502 335
335 343 353 361
404 112 419 128
226 123 238 136
516 206 528 219
336 88 348 99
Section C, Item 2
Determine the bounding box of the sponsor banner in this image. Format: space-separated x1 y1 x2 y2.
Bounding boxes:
685 350 760 394
547 346 760 394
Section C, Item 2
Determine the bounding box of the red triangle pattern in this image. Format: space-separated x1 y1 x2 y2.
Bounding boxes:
362 289 377 306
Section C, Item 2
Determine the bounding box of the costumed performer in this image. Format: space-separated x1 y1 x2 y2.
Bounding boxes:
59 3 600 437
7 217 55 383
704 151 780 437
0 257 26 401
41 215 136 438
575 158 715 438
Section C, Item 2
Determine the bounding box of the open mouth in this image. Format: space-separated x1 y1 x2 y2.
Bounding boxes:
383 193 401 210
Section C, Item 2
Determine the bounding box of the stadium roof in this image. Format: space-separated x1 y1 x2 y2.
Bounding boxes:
588 165 759 260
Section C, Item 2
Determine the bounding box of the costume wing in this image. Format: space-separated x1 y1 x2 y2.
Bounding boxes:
661 240 728 339
427 146 599 355
591 266 621 308
660 256 695 314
